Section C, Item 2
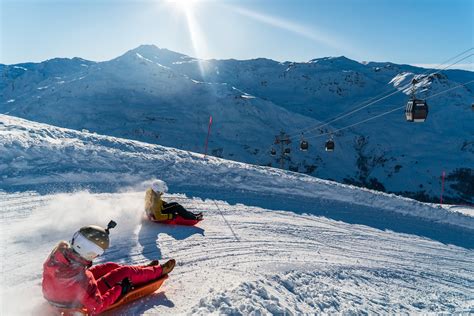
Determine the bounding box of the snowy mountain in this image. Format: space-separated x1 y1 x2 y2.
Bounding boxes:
1 114 473 314
1 45 473 203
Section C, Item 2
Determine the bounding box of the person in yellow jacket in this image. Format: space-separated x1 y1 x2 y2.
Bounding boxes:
145 182 203 222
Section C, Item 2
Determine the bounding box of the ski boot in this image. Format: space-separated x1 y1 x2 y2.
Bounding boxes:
161 259 176 275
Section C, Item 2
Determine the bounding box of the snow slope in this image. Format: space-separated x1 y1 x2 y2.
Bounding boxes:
1 114 472 230
1 114 473 314
1 45 473 203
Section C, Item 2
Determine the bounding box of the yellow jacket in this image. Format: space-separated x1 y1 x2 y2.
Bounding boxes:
144 188 174 221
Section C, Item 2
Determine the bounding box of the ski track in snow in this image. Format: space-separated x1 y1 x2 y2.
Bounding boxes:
1 191 473 315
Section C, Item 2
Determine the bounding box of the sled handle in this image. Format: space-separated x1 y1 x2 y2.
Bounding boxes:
105 220 117 234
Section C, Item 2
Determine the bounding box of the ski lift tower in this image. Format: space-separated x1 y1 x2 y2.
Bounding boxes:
274 131 291 169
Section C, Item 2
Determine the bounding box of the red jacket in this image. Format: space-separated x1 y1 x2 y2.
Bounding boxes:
42 241 122 315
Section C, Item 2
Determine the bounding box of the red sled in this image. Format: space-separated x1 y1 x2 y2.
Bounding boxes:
149 215 203 226
51 275 168 315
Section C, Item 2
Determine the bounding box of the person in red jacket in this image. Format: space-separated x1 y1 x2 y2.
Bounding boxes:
42 221 175 315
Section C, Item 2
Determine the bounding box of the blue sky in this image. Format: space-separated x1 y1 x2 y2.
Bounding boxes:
1 0 473 69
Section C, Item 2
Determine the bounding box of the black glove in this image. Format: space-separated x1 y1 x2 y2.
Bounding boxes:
119 277 133 295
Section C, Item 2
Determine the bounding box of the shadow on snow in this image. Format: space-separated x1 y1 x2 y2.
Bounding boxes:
138 219 205 261
173 185 474 250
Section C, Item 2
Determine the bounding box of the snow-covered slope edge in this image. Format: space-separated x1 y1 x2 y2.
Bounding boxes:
1 114 472 231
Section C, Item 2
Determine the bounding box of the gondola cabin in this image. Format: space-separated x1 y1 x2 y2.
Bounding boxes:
300 140 309 151
325 140 335 152
284 148 291 154
270 148 276 156
405 99 428 122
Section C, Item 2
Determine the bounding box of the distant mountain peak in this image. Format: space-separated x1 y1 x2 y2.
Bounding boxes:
132 44 187 57
134 43 160 51
115 44 191 66
307 56 364 69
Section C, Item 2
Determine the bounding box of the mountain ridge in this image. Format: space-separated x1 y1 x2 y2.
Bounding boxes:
1 45 473 204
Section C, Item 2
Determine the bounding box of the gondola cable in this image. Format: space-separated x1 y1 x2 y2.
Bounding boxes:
244 49 473 165
259 47 474 160
303 79 474 141
286 50 474 139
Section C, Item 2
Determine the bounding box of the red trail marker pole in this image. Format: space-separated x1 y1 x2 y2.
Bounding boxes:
440 171 446 205
204 115 213 158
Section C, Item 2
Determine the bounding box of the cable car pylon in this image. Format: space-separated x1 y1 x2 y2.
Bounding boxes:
272 131 291 169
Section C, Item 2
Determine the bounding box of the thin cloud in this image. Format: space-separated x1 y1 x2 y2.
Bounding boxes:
223 4 349 54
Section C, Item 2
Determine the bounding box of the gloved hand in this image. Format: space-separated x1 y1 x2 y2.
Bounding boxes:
119 277 133 295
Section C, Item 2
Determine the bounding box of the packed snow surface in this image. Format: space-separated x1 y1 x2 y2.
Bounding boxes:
1 191 473 315
1 115 473 314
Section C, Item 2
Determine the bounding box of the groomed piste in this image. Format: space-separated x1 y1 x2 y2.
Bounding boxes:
1 115 473 314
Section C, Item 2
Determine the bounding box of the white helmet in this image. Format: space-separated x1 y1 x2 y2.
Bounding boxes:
151 180 167 194
71 221 116 261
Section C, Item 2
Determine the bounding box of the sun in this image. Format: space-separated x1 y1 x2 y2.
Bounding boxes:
167 0 198 13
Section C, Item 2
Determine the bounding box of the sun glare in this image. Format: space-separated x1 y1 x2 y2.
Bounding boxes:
166 0 207 76
167 0 198 13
